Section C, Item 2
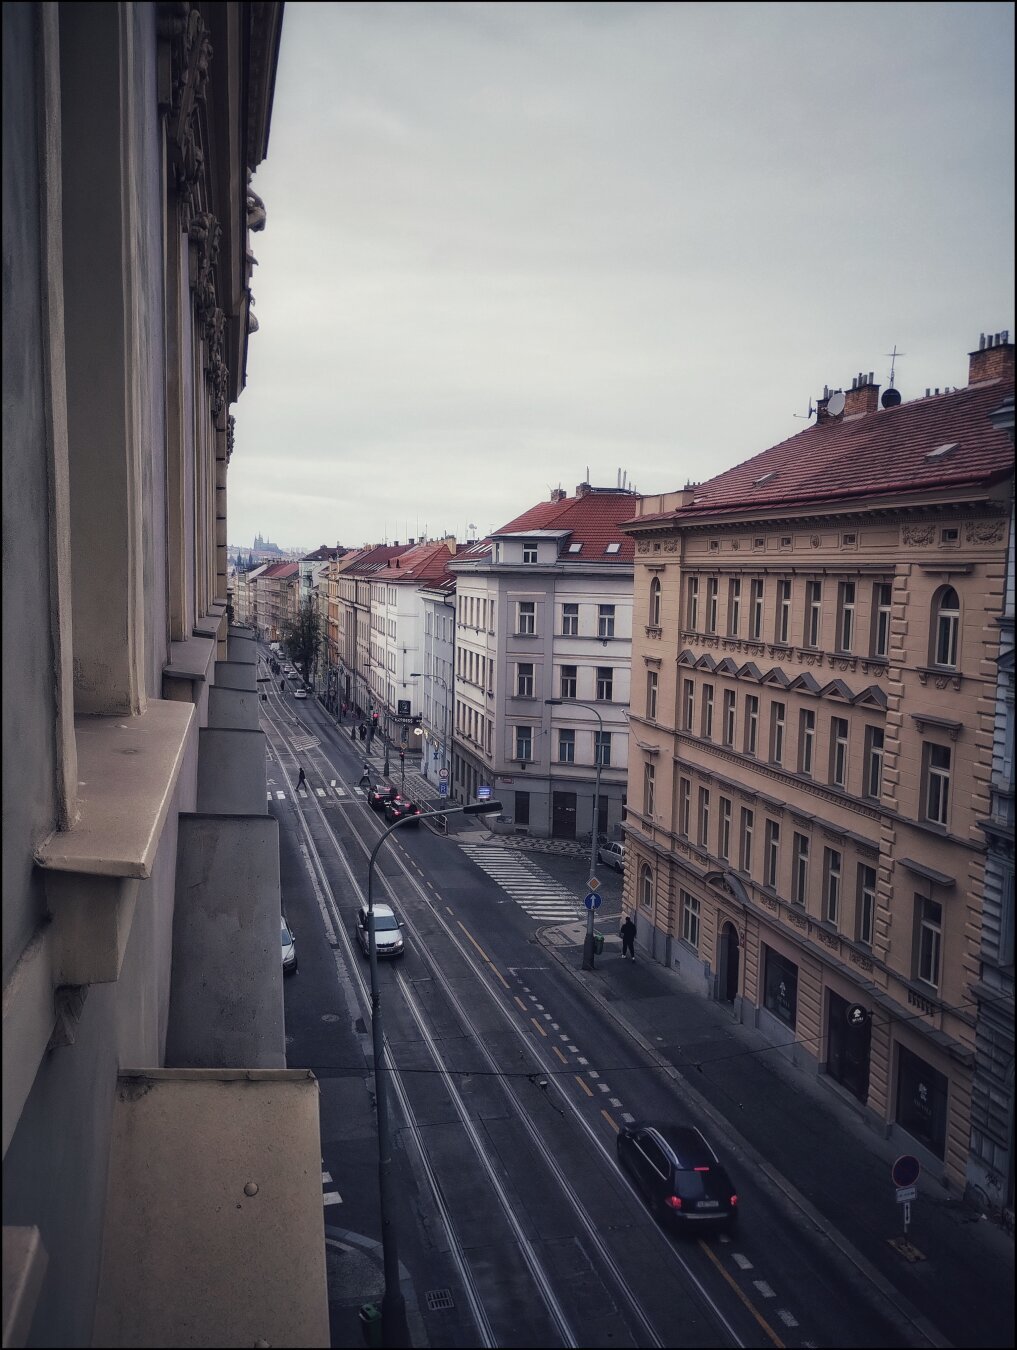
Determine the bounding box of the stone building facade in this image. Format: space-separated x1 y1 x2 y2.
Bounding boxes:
621 339 1014 1190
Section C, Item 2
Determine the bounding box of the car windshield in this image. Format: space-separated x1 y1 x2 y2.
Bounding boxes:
375 915 399 931
281 925 292 944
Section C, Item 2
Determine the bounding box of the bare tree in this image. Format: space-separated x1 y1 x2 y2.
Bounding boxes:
280 598 321 688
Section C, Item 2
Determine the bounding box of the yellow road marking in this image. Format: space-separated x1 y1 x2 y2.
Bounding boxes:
491 967 510 990
530 1018 547 1038
514 996 528 1013
552 1046 568 1064
601 1109 620 1132
575 1076 593 1097
697 1240 785 1348
456 921 492 964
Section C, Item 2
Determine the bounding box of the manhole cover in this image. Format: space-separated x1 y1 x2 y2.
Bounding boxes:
425 1289 455 1312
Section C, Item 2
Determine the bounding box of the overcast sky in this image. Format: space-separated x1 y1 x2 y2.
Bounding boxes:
230 1 1014 553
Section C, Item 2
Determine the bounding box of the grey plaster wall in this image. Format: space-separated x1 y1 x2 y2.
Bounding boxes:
1 3 60 985
213 659 258 691
196 728 268 813
165 814 285 1069
1 762 195 1348
208 684 261 730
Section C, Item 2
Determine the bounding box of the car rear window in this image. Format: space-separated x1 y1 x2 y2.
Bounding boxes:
674 1166 731 1201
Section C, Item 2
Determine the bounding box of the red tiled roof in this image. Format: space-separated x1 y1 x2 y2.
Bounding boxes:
496 491 637 560
260 562 299 578
371 540 459 583
630 378 1014 526
343 545 413 574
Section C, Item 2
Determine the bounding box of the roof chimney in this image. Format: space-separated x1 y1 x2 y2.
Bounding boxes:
575 482 592 498
843 371 880 417
550 487 567 503
968 331 1014 386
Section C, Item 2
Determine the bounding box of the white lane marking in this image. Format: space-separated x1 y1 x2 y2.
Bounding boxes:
752 1280 775 1298
621 1112 635 1123
731 1253 753 1270
316 788 325 797
276 791 286 799
577 1056 589 1065
597 1083 610 1093
777 1310 799 1327
587 1071 600 1080
322 1171 332 1183
333 785 345 797
610 1097 622 1107
266 792 272 801
323 1192 343 1206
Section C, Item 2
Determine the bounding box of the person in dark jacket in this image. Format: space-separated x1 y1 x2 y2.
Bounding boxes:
620 916 637 960
297 767 306 790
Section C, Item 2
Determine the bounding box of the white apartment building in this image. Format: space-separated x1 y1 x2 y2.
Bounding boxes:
416 577 458 786
448 485 637 836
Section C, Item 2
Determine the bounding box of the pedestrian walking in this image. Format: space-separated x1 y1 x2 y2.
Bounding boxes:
279 679 284 692
358 723 366 741
350 723 356 741
297 767 306 790
620 915 637 960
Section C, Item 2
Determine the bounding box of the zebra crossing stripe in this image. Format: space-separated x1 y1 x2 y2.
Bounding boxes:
458 846 582 919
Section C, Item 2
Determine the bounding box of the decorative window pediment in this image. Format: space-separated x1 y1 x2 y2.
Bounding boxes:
853 684 888 710
715 657 739 676
677 649 697 668
737 661 763 681
695 653 717 672
760 667 791 688
789 671 821 695
820 678 855 702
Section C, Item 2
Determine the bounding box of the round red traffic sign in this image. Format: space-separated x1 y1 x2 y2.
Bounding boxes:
891 1154 921 1188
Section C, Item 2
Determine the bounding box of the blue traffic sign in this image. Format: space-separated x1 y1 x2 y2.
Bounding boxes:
438 782 449 797
584 892 602 910
477 785 492 800
891 1154 921 1188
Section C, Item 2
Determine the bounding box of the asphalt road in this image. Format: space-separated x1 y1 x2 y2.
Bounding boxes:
263 659 910 1349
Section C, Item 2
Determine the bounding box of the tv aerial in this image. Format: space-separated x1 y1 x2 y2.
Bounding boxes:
827 390 846 417
793 396 816 420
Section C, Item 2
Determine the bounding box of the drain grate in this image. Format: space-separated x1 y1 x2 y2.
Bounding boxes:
425 1288 455 1312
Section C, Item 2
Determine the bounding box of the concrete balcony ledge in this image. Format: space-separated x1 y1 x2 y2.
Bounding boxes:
33 700 195 986
162 634 217 700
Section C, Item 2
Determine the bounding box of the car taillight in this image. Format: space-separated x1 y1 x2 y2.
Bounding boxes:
694 1165 710 1172
730 1194 738 1208
664 1195 683 1210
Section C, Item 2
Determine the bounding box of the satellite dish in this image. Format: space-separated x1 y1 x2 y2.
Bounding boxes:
827 390 846 416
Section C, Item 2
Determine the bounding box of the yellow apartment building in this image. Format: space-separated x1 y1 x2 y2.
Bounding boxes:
621 336 1014 1188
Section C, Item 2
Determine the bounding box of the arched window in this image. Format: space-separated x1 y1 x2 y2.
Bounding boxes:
649 576 662 628
639 863 653 910
931 586 960 669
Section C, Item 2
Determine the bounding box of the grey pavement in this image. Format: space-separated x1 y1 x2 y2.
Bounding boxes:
537 919 1015 1350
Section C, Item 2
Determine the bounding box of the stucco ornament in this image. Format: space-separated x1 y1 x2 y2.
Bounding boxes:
157 3 212 224
965 520 1006 543
902 524 935 545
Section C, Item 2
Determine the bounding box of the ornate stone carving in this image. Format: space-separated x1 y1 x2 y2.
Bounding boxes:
663 540 679 553
731 540 740 550
644 626 662 639
848 949 874 971
787 909 808 930
158 3 213 223
760 895 779 912
811 535 822 547
902 524 935 546
966 520 1006 544
814 927 840 950
636 541 652 554
227 415 235 465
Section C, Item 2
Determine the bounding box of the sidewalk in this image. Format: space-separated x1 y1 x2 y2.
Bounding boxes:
538 921 1014 1350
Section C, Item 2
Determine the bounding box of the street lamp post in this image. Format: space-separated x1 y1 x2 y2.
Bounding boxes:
545 697 604 971
366 799 502 1347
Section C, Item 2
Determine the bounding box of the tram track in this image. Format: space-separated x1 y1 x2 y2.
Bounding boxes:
257 658 749 1348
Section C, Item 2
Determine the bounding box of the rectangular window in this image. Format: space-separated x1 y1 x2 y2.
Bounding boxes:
687 577 699 629
678 777 691 836
697 787 711 848
596 667 613 701
728 578 741 635
681 890 701 949
792 832 810 905
914 895 943 989
837 581 856 653
598 604 615 638
872 583 892 658
683 679 695 732
770 701 786 765
864 725 884 799
824 848 842 926
561 603 578 636
595 731 611 767
523 544 538 564
706 577 719 633
558 728 575 763
831 716 849 788
805 580 822 648
935 593 959 668
924 743 951 826
701 683 715 739
776 580 792 644
799 708 815 775
749 578 764 639
744 695 759 755
719 797 732 862
560 664 577 699
515 725 533 760
722 689 736 746
764 819 780 888
857 863 876 945
646 670 658 720
644 762 655 817
516 662 534 697
517 601 535 635
739 807 754 873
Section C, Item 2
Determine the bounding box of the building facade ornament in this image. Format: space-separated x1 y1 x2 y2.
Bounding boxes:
965 519 1006 543
157 2 212 224
902 524 936 545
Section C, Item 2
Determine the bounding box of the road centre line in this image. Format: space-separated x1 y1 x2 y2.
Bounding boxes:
697 1241 785 1349
553 1047 568 1064
514 996 528 1013
455 920 493 966
575 1076 593 1098
602 1110 620 1132
530 1018 548 1038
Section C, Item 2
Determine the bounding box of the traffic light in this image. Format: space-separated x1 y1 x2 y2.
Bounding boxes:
371 711 379 726
399 749 405 762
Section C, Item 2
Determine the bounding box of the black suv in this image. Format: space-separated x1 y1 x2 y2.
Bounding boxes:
366 785 398 811
384 795 421 826
617 1122 738 1231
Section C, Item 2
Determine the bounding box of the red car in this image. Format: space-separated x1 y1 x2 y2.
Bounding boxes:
384 795 421 826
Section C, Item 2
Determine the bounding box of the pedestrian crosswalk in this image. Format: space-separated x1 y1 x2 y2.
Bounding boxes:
458 845 583 922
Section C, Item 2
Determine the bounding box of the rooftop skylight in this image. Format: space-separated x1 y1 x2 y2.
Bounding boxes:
926 442 958 459
604 542 621 554
567 543 583 554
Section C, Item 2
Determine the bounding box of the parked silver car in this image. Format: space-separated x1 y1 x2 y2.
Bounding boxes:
598 840 626 873
281 916 297 974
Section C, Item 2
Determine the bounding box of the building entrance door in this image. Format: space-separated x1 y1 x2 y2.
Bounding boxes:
827 990 871 1103
719 922 740 1002
551 791 577 839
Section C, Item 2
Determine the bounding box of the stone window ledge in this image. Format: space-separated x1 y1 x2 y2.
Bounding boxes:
33 700 195 987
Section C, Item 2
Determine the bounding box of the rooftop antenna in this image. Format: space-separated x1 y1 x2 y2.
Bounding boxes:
881 343 905 408
793 395 815 420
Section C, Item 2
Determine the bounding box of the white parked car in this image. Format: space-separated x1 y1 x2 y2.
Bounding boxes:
356 902 404 957
598 841 626 873
293 689 307 700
